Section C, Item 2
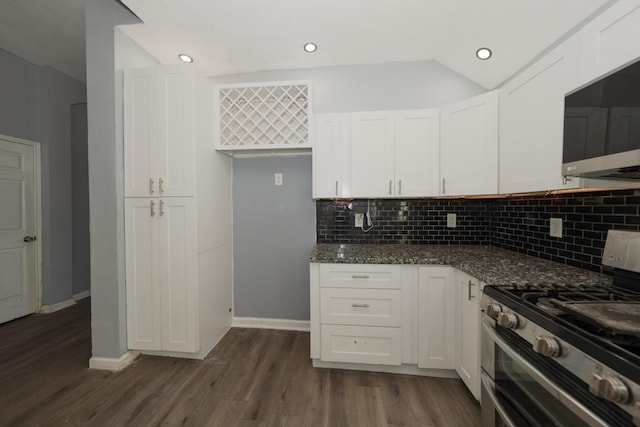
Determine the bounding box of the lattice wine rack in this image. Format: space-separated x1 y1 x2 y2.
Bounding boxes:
216 81 311 150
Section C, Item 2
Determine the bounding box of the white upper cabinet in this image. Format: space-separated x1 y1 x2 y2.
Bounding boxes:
499 36 581 194
313 113 351 198
578 0 640 87
350 109 439 198
125 65 196 198
350 111 395 197
394 110 440 197
215 81 311 152
440 91 498 196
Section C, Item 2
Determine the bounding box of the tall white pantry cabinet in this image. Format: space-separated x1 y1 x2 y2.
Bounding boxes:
124 64 233 359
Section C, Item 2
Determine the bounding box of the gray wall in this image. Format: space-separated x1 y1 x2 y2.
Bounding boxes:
71 103 90 296
85 0 141 359
233 156 316 320
209 60 485 113
0 47 87 305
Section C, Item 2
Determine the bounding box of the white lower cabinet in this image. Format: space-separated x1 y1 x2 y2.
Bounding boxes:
455 270 482 400
320 325 402 365
417 266 455 370
125 197 198 353
312 264 403 365
310 262 482 400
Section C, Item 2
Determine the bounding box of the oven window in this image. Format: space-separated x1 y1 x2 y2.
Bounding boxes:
495 346 589 427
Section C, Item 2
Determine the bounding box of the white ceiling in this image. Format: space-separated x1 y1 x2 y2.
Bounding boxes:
0 0 614 88
0 0 86 82
119 0 613 89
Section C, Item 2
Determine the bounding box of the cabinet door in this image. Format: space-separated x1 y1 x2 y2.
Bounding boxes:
313 113 350 198
320 324 402 365
417 266 455 370
124 69 158 197
394 110 440 197
579 0 640 87
156 66 196 197
158 197 198 353
125 198 162 350
440 91 498 196
350 112 395 197
456 271 481 400
124 66 196 198
499 36 581 193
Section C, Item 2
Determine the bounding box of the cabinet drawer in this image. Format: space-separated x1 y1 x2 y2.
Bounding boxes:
319 264 401 289
320 288 401 327
320 325 401 365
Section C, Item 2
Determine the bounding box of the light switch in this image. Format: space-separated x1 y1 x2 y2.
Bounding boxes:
274 173 283 186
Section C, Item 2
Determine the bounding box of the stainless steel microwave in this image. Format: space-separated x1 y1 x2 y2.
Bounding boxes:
562 59 640 180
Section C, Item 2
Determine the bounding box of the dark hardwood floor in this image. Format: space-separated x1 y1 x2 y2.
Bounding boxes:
0 299 480 426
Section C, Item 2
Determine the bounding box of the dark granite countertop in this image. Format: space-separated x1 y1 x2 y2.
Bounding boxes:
310 244 612 288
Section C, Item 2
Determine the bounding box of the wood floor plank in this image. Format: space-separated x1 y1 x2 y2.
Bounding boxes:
0 299 481 426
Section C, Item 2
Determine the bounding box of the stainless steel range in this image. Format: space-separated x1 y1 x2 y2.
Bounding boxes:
481 230 640 426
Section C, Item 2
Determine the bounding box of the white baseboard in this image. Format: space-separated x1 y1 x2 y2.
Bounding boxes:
89 350 140 371
312 359 459 379
39 290 91 313
73 289 91 301
39 298 76 313
232 316 310 332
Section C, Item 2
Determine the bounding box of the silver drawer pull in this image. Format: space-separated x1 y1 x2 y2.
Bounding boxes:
351 274 370 279
352 303 370 308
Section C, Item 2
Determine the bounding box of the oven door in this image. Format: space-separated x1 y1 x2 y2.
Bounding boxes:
481 319 610 427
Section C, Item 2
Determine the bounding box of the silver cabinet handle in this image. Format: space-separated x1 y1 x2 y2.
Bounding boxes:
150 200 156 217
335 180 338 196
149 178 154 195
468 280 475 301
389 180 392 195
351 274 370 279
398 179 402 195
442 178 446 194
159 178 164 194
352 303 370 308
159 200 165 217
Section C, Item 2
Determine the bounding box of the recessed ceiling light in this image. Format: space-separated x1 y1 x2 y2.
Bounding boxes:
303 43 317 53
476 47 492 60
178 53 194 63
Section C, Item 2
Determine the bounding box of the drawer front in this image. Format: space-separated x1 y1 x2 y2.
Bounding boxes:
320 288 401 327
319 264 401 289
320 325 402 365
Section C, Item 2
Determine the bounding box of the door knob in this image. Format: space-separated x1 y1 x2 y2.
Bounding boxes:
23 236 37 242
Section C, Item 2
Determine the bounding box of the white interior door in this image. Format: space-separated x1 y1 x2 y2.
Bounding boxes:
0 136 38 324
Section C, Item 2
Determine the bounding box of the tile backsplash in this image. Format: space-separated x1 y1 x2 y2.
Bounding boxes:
316 189 640 273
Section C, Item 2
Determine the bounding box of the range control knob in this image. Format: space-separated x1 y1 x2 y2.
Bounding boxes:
485 303 503 319
533 336 562 357
497 312 519 329
590 373 631 403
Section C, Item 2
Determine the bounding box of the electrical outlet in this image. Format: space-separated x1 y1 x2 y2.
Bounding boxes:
550 217 563 238
274 173 283 186
447 213 457 228
355 213 364 228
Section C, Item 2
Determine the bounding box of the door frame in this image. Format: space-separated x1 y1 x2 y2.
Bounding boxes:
0 133 43 311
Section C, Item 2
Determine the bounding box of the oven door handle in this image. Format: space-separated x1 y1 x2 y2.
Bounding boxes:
481 371 518 427
482 320 608 427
